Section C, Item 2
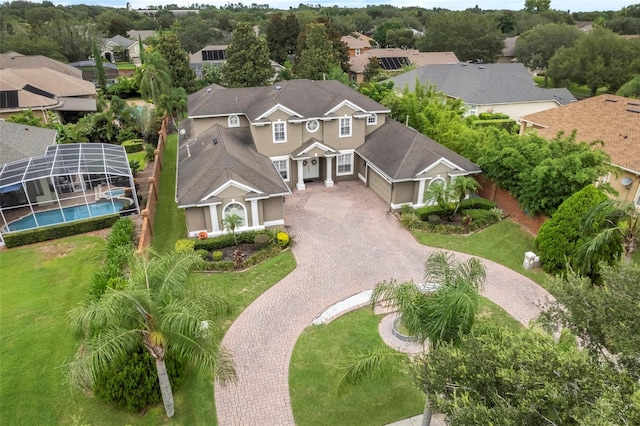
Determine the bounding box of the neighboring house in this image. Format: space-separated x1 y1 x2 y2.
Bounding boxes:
0 121 57 165
575 21 593 32
0 52 82 79
0 68 97 123
387 63 576 118
189 45 227 79
348 48 458 84
67 60 119 84
520 95 640 208
177 79 480 237
498 36 518 63
101 35 144 66
341 33 375 58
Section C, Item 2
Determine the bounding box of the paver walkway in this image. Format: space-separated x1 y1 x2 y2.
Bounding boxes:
215 181 553 425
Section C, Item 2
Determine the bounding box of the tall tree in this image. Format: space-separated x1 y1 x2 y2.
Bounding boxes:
617 74 640 98
155 31 197 93
265 13 300 64
515 23 582 87
451 176 481 216
548 27 639 96
416 12 505 63
339 252 486 426
523 0 551 13
294 22 341 80
68 251 236 418
91 40 107 93
363 56 382 82
372 20 405 47
385 28 415 49
158 87 187 132
137 51 172 104
222 22 273 88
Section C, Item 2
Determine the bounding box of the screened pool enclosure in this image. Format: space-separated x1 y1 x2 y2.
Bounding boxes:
0 143 139 243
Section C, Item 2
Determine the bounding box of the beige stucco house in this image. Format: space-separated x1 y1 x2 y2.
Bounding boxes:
520 95 640 208
177 80 480 237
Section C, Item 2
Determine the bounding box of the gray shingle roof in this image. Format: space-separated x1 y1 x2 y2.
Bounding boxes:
0 122 57 165
387 63 576 106
176 120 290 206
103 35 136 48
356 119 481 181
188 79 389 122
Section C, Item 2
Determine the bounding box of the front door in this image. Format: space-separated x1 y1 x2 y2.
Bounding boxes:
303 159 320 180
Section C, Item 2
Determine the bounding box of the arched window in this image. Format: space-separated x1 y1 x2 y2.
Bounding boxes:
429 177 447 189
223 202 247 229
228 115 240 127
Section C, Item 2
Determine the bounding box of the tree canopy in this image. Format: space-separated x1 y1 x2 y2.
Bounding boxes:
265 13 300 64
222 22 273 88
294 22 342 80
155 31 197 93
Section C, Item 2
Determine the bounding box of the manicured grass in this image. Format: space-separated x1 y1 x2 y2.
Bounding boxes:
151 133 186 253
290 309 425 426
533 76 607 99
290 300 522 425
412 219 553 290
127 150 148 170
116 62 137 70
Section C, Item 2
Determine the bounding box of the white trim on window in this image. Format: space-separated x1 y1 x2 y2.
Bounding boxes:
228 115 240 127
270 155 290 182
366 113 377 125
273 120 287 143
355 48 361 56
339 116 352 138
306 119 319 133
222 201 247 230
336 150 354 176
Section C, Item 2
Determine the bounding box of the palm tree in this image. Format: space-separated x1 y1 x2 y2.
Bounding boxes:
158 87 187 131
579 200 640 268
68 251 236 418
451 176 481 216
138 51 172 105
339 251 486 426
223 213 244 246
423 181 455 220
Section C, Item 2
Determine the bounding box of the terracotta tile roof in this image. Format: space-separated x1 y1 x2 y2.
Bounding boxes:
520 95 640 173
340 34 373 50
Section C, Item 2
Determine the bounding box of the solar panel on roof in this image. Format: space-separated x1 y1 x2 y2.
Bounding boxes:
379 57 411 70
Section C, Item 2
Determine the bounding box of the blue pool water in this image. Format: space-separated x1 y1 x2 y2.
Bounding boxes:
7 200 126 232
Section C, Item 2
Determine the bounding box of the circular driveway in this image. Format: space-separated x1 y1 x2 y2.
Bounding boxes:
214 181 552 425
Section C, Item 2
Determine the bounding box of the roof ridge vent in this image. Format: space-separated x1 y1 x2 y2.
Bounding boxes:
628 101 640 106
605 98 618 102
275 85 282 90
626 108 640 114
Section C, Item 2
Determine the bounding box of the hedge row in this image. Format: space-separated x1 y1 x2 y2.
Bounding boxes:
4 214 120 248
471 119 518 133
414 198 496 221
89 218 135 299
194 230 276 251
122 142 143 154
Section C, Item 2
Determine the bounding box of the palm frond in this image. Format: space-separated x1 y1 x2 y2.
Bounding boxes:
337 347 407 393
149 251 200 299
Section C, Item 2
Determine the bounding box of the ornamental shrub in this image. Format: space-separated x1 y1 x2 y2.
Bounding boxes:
535 185 619 276
415 205 446 221
254 233 272 248
277 232 290 247
94 345 186 412
212 251 223 261
194 230 273 251
175 239 195 253
458 198 496 210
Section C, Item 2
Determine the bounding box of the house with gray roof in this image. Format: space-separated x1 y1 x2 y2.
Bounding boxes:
387 63 576 119
0 121 57 165
101 35 144 66
178 79 480 237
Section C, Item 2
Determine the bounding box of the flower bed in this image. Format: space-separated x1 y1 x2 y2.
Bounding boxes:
400 198 503 234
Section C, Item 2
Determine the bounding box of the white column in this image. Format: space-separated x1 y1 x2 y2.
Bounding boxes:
324 156 334 187
250 199 259 228
209 204 220 233
296 159 305 190
417 179 427 206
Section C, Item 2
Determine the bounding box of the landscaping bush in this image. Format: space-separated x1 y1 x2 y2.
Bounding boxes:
462 209 494 227
144 144 156 162
93 345 186 412
254 233 272 248
121 139 144 153
277 231 290 247
194 230 273 251
400 212 420 229
195 249 209 259
415 205 446 221
471 118 518 134
212 251 223 261
400 204 415 215
459 198 497 210
3 214 120 248
89 218 135 299
175 239 195 253
534 185 619 276
193 258 235 271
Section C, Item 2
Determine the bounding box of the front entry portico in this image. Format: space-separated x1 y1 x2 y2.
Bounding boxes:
292 138 339 190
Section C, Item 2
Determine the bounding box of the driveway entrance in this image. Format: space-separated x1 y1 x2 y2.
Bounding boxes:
214 180 552 425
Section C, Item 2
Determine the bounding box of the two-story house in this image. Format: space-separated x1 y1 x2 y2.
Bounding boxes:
177 79 480 237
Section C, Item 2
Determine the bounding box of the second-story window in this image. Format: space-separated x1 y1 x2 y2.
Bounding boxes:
367 114 377 125
228 115 239 127
273 121 287 143
339 116 352 138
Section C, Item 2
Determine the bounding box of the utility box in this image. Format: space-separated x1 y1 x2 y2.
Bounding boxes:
523 251 540 270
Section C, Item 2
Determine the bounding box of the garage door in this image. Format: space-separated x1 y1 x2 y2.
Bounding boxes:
368 167 392 206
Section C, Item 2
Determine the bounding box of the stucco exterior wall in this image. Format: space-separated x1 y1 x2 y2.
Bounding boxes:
601 168 640 206
475 100 560 120
392 181 416 204
262 197 284 224
185 206 208 232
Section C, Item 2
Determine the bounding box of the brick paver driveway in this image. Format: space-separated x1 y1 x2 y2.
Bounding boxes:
215 181 553 425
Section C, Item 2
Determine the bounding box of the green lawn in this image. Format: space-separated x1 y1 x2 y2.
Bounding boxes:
533 76 607 99
127 150 147 170
151 134 186 253
116 62 137 70
290 299 522 425
0 234 295 425
412 219 553 290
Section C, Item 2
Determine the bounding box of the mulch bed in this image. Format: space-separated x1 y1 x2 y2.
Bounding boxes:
202 243 261 262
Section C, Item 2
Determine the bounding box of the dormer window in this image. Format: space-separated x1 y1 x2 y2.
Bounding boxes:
339 116 352 138
355 48 361 56
273 121 286 143
306 119 319 133
367 114 377 125
228 115 239 127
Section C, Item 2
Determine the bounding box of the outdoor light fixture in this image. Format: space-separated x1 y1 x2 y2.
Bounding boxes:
621 177 633 189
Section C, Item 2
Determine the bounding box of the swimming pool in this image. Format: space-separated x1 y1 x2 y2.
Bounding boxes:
7 200 126 232
105 188 125 198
